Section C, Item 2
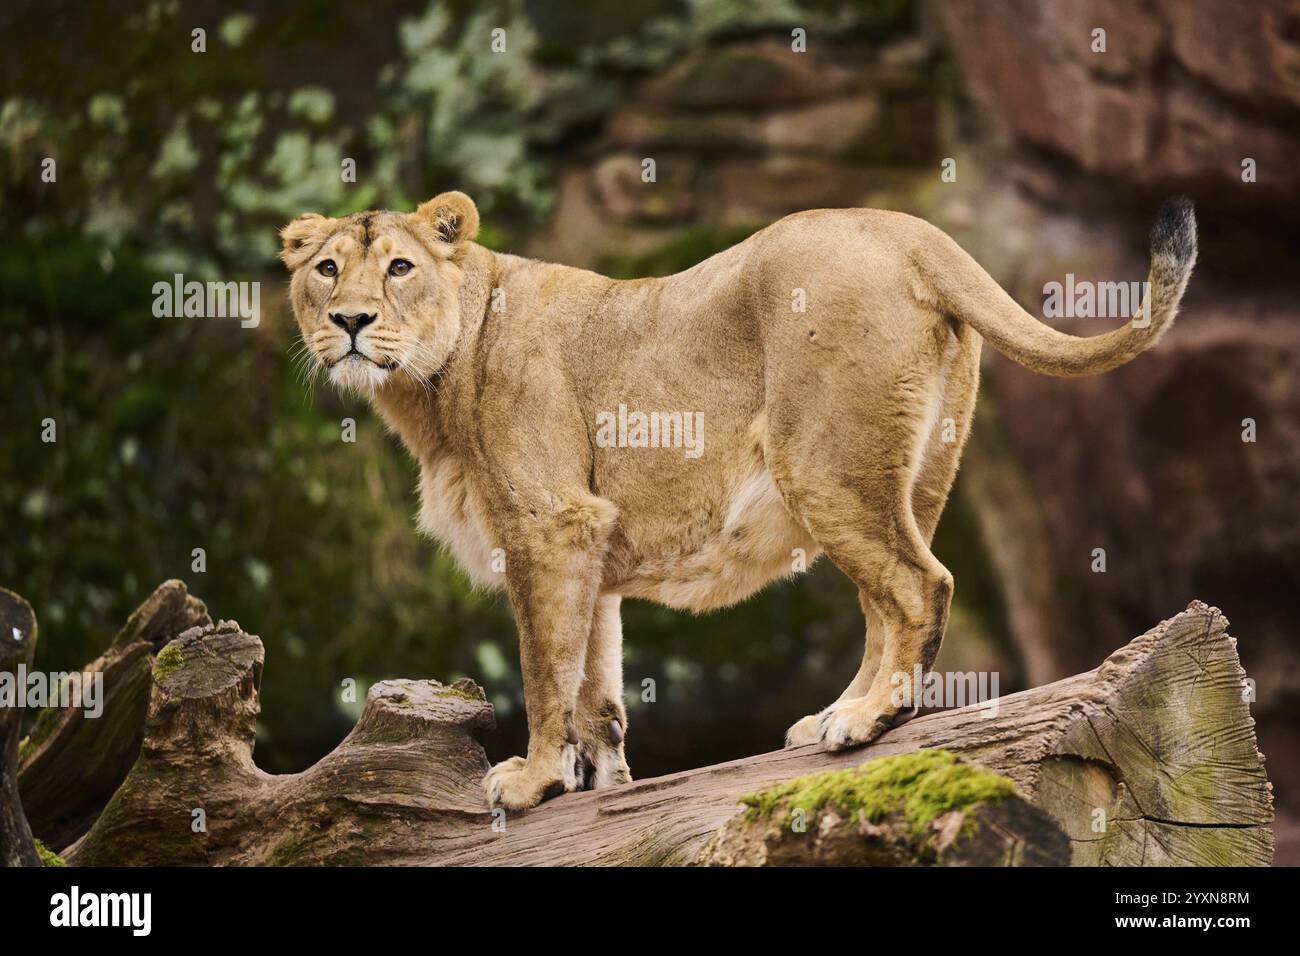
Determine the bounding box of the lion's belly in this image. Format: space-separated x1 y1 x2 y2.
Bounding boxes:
613 466 821 612
416 454 821 611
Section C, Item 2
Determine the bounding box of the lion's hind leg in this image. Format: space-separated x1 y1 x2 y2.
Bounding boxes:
771 354 958 751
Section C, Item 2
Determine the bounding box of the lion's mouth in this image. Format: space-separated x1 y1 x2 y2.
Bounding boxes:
328 348 398 371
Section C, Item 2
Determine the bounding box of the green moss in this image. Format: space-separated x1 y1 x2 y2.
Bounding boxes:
433 685 480 701
16 706 58 761
152 643 185 682
740 749 1016 836
905 761 1016 835
35 839 66 867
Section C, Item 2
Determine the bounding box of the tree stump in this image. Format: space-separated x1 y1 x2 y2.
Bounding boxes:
16 579 211 850
6 592 1270 867
66 620 496 866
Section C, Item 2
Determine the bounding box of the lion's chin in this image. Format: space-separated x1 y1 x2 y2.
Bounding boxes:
328 356 393 395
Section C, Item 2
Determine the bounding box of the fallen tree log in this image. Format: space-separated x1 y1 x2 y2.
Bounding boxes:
28 593 1267 866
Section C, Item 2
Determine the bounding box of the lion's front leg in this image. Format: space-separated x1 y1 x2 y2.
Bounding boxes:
482 495 618 811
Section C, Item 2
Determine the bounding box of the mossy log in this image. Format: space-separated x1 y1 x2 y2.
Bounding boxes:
15 580 210 851
8 594 1272 866
697 750 1071 866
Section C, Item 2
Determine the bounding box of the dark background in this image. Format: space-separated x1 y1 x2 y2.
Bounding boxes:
2 0 1297 861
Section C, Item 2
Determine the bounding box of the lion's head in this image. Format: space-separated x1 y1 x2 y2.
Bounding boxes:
279 191 480 394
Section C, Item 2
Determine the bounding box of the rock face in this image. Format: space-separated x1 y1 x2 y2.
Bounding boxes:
945 0 1300 204
531 34 940 265
940 0 1300 865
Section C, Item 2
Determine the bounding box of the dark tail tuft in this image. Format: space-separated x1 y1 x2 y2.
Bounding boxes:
1150 195 1197 265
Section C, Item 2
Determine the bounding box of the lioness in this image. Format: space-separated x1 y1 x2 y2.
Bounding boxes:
281 193 1196 810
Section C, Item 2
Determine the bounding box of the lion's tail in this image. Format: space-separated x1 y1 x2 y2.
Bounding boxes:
912 197 1197 377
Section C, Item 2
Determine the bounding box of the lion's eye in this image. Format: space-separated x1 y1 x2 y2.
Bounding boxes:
388 259 413 278
316 259 338 278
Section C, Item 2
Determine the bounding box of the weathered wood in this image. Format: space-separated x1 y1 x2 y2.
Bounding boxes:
1033 602 1273 865
52 596 1270 866
16 580 211 851
0 588 40 867
67 620 494 866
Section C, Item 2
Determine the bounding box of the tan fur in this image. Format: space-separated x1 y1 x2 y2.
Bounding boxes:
281 192 1196 809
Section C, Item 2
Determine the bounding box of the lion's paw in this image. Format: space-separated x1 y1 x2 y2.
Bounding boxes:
483 752 576 810
784 712 823 748
816 696 899 752
574 718 632 791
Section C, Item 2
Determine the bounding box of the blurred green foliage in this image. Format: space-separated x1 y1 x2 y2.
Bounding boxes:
0 0 1008 778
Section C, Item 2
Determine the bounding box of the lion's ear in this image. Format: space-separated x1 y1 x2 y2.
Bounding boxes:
279 213 335 270
414 191 480 245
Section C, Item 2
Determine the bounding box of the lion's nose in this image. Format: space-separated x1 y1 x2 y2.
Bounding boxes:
329 312 377 335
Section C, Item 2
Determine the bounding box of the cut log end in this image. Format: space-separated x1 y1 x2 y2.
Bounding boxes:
1035 600 1272 865
142 621 265 768
349 677 495 745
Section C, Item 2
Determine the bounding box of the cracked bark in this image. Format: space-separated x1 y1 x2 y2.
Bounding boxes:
3 587 1274 866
